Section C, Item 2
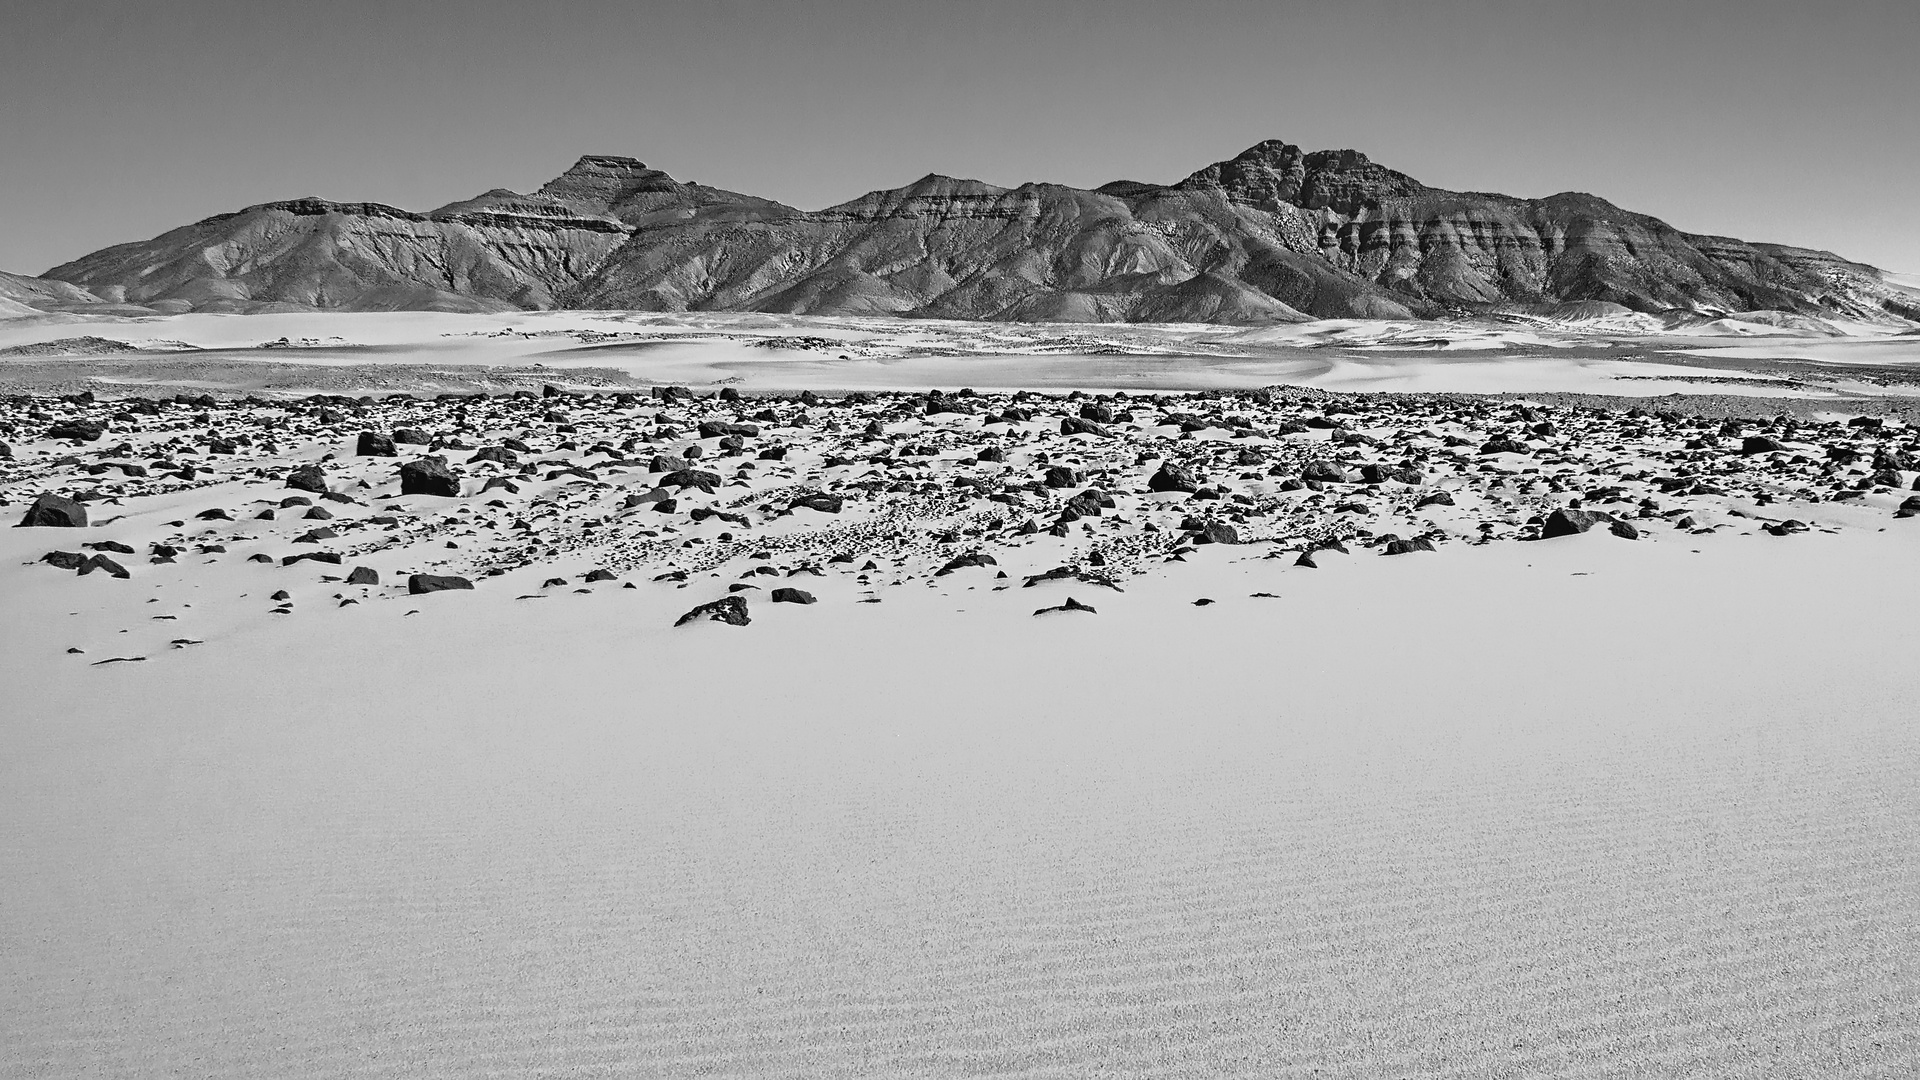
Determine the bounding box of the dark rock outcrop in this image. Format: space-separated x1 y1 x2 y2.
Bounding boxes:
284 464 328 493
18 493 88 527
1148 463 1200 494
399 455 460 497
675 595 751 626
1540 507 1635 539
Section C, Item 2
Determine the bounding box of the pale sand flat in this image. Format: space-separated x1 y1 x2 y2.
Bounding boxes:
3 526 1916 1077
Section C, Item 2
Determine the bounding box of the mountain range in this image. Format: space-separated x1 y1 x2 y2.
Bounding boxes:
7 140 1918 326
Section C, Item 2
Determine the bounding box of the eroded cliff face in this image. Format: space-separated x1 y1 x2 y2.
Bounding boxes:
1164 141 1908 322
46 197 628 314
32 145 1914 325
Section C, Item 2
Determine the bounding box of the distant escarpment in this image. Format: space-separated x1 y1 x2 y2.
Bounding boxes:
19 141 1917 326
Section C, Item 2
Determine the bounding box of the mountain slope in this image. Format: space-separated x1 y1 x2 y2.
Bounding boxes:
32 143 1916 326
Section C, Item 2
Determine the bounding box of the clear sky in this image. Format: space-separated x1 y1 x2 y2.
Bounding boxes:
4 0 1916 275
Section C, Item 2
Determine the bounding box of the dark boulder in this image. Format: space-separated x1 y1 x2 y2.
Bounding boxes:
1300 460 1350 483
1741 435 1786 455
675 595 751 627
1383 537 1435 555
408 573 473 594
17 493 87 528
284 464 329 494
41 550 87 570
468 445 517 466
47 420 105 442
790 492 844 514
1479 437 1530 456
770 587 817 605
356 432 397 456
1063 489 1112 517
392 427 431 445
1193 522 1241 545
936 553 998 575
662 468 722 492
1059 417 1110 437
1148 463 1200 493
1541 507 1624 539
78 554 129 578
399 456 460 497
1043 465 1082 489
345 566 380 585
1875 448 1915 472
281 551 342 567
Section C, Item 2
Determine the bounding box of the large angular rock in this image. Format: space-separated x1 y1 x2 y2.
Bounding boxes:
356 431 397 456
17 493 87 528
468 445 517 466
399 455 460 497
1193 522 1240 545
1300 460 1350 483
1148 463 1200 493
1043 465 1082 489
1540 507 1636 539
284 464 329 494
408 573 472 594
46 420 105 442
662 468 722 492
78 554 129 578
675 595 750 627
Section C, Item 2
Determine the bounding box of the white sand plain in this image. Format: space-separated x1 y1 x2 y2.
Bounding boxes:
3 307 1913 398
6 527 1917 1077
4 309 1920 1077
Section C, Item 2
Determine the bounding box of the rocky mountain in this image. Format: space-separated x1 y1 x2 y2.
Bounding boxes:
20 141 1920 325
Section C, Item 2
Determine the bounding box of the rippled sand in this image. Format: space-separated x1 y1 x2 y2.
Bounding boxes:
5 527 1917 1077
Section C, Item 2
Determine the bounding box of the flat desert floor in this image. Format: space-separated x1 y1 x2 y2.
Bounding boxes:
4 310 1918 1077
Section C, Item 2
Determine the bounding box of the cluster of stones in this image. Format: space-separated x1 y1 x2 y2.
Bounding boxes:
7 384 1919 625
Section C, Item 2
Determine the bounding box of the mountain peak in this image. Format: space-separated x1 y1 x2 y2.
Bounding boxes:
1175 138 1307 210
561 154 651 174
534 155 679 214
28 141 1908 326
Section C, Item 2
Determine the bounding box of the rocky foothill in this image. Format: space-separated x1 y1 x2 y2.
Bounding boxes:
8 382 1918 646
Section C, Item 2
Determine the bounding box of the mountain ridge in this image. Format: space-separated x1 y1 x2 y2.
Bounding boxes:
14 141 1917 326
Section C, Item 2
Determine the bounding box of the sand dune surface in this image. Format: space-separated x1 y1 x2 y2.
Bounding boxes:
5 526 1918 1077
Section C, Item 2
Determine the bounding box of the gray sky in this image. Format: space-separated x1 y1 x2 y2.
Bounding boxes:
4 0 1916 275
